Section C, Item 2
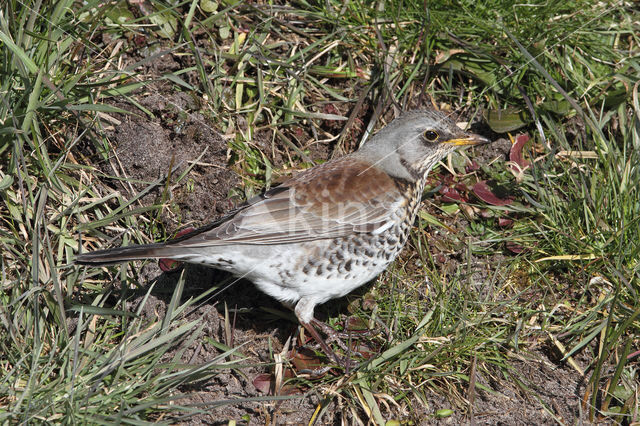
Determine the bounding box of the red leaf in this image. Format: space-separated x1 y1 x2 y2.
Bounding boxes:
175 227 197 238
506 241 525 254
440 186 467 203
158 227 197 272
465 160 480 173
510 134 531 172
455 182 469 193
472 181 513 206
291 347 326 373
252 373 273 394
441 174 454 185
498 218 514 228
159 258 182 273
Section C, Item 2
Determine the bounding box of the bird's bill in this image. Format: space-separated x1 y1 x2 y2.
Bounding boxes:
444 135 490 146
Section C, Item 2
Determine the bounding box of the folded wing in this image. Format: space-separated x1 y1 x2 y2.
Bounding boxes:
169 157 405 247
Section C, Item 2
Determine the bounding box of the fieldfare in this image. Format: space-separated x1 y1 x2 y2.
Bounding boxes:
76 109 489 364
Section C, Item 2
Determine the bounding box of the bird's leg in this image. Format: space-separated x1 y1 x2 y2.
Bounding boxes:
310 318 358 354
311 318 379 341
300 320 359 371
301 320 343 364
294 298 359 370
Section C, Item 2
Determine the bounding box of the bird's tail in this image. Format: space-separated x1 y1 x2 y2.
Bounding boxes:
75 243 176 265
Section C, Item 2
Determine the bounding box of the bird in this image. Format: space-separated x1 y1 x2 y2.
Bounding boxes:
76 109 489 365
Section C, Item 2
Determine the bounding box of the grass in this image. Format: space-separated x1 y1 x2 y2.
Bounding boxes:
1 0 639 423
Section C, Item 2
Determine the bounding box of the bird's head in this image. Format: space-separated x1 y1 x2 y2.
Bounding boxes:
354 110 489 182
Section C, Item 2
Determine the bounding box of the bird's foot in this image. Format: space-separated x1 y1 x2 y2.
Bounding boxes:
311 317 379 341
298 320 367 372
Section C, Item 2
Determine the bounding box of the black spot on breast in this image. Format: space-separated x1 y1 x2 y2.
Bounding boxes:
345 259 352 271
316 265 324 275
303 265 311 274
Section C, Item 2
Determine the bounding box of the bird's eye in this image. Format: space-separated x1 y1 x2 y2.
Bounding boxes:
423 130 439 142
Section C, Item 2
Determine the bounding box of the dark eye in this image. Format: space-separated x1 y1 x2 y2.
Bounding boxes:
423 130 439 142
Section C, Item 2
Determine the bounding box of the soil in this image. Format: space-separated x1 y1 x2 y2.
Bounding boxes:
90 85 239 230
79 42 591 426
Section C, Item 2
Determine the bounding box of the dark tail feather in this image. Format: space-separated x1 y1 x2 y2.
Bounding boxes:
75 243 172 265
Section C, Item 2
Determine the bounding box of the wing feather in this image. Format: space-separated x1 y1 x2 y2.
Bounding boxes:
170 157 406 247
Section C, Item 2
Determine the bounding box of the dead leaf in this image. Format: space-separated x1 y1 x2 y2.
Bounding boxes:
440 186 467 203
506 241 525 254
472 181 513 206
498 218 514 228
158 227 196 272
252 373 273 394
291 347 326 373
509 134 531 172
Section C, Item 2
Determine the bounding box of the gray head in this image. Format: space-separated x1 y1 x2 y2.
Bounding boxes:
353 110 489 181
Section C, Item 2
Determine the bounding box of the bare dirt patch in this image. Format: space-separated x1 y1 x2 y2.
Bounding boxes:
90 86 238 231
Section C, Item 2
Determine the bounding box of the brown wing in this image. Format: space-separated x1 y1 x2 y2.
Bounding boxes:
169 157 406 247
